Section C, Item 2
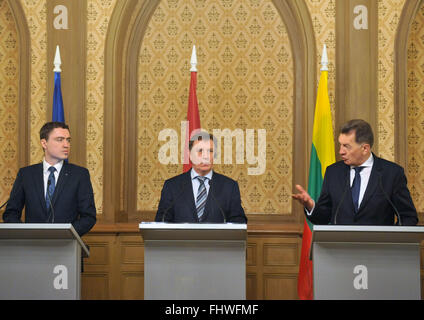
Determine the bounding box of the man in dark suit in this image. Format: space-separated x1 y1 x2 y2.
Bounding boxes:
155 131 247 223
293 119 418 225
3 122 96 236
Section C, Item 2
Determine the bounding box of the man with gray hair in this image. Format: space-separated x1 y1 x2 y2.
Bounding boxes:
293 119 418 225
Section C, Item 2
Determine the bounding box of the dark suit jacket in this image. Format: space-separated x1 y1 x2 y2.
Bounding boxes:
155 170 247 223
3 162 96 236
308 154 418 226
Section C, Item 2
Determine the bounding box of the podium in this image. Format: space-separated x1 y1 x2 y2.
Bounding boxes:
311 225 424 300
0 223 89 300
140 222 247 300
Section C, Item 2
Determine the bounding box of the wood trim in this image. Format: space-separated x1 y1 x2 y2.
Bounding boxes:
336 0 378 155
46 0 87 166
272 0 316 224
87 222 304 235
394 0 423 223
103 0 161 223
104 0 134 223
124 1 161 222
7 0 30 168
394 0 422 169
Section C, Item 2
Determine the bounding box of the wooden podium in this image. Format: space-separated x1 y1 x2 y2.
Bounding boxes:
140 222 247 300
0 223 89 300
311 225 424 300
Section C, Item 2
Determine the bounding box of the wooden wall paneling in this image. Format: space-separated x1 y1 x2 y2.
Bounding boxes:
81 234 115 300
421 243 424 299
246 225 302 300
81 225 424 300
83 224 304 300
119 234 144 300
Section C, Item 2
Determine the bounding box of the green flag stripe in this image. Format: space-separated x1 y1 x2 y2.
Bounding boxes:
306 144 323 230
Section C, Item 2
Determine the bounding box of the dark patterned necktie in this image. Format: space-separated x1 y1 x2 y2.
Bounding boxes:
46 166 56 210
196 176 208 221
351 166 364 213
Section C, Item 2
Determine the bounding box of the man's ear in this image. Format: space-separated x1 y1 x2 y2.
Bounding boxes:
40 138 47 150
363 143 371 153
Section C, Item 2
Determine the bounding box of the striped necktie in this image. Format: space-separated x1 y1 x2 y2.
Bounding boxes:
196 176 208 221
46 166 56 211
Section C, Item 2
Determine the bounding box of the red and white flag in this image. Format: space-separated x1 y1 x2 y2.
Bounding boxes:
183 45 201 173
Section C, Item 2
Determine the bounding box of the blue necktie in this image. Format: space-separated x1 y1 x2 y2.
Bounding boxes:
351 166 364 213
196 176 208 221
46 166 56 211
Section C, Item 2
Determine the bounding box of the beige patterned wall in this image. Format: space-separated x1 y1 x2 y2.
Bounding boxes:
137 0 294 214
86 0 117 215
0 0 19 207
5 0 419 220
378 0 406 161
305 0 336 131
407 2 424 212
20 0 47 164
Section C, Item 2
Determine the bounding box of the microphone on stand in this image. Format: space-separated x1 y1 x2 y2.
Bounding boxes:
333 175 350 225
378 173 402 226
208 178 227 223
0 199 8 210
160 180 191 222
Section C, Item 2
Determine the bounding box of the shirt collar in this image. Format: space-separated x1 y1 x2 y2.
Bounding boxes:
350 153 374 169
191 168 213 181
43 158 64 173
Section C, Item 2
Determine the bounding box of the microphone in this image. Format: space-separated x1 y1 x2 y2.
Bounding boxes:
208 178 227 223
333 173 350 225
46 180 55 223
378 173 402 226
0 199 8 210
160 180 191 222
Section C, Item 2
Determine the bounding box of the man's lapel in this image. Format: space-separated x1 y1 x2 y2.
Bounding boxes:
183 170 197 219
52 162 71 206
33 163 47 212
357 154 380 213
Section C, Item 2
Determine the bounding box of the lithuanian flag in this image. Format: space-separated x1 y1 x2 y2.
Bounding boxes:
297 47 335 300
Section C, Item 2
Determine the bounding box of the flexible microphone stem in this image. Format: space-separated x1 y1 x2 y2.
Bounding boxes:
208 179 227 223
378 173 402 226
161 180 191 222
333 174 350 225
0 199 8 210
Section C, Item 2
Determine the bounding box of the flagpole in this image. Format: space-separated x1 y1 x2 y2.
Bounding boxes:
53 45 62 73
52 45 65 123
183 45 201 173
298 44 335 300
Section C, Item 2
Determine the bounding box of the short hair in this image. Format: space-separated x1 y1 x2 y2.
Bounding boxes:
340 119 374 148
39 122 70 141
188 131 217 151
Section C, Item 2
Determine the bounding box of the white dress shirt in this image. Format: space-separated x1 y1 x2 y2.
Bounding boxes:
43 159 63 197
307 153 374 215
191 169 213 204
349 153 374 207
